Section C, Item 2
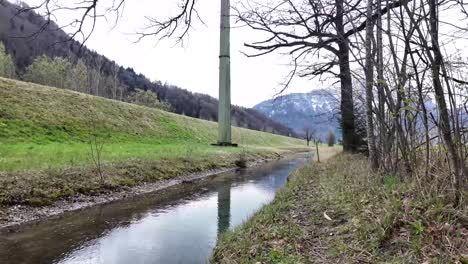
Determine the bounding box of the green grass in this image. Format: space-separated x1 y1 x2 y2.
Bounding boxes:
212 154 467 263
0 77 309 205
0 142 289 172
0 77 305 172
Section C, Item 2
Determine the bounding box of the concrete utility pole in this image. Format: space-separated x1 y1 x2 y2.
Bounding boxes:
217 0 233 145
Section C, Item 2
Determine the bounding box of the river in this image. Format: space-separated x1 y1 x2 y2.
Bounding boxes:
0 153 310 264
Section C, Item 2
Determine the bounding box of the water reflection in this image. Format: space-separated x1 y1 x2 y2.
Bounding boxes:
217 183 231 235
0 154 309 264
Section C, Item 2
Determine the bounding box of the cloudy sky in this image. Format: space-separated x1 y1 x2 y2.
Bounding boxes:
19 0 318 108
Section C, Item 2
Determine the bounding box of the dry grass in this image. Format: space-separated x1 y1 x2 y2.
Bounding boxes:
212 154 468 263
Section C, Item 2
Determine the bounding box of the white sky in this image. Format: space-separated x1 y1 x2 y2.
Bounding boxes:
17 0 468 108
18 0 317 108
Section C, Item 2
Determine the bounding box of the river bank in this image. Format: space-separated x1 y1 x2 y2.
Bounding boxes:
0 151 315 264
212 154 467 263
0 149 317 232
0 77 312 230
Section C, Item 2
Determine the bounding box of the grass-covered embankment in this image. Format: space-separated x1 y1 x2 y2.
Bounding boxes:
213 154 467 263
0 77 307 206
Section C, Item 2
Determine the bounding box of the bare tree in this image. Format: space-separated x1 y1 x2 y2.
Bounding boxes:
402 0 465 202
364 0 379 170
19 0 408 153
233 0 407 152
304 127 314 147
89 55 103 96
111 62 119 100
15 0 201 44
87 106 106 185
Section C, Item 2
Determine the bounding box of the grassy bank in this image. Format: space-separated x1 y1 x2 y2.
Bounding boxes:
212 154 467 263
0 77 308 206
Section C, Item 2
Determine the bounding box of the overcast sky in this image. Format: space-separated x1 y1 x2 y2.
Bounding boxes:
18 0 468 108
18 0 319 108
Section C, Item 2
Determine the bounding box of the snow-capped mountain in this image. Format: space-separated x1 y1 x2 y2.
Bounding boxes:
254 89 341 140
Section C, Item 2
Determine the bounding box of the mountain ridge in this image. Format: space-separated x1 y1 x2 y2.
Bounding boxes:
254 89 341 140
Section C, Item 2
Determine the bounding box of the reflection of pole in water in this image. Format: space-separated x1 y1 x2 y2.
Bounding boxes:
217 183 231 235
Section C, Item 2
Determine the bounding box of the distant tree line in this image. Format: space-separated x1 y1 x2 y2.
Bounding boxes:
0 0 295 137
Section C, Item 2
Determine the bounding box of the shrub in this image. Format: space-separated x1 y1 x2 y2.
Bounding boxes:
128 89 173 112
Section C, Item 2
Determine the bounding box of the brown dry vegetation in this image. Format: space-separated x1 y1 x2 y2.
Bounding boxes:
212 154 467 263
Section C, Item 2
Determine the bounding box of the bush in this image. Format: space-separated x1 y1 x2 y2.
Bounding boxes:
24 55 72 88
128 88 173 112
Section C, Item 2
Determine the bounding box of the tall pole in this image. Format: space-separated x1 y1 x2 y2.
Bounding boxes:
218 0 232 145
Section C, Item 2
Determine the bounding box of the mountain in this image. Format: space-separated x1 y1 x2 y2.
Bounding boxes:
0 0 296 137
254 89 341 140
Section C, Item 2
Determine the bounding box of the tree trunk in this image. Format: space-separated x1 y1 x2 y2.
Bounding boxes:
428 0 463 202
386 0 412 177
376 0 387 169
315 141 320 163
365 0 378 170
336 0 356 152
410 51 430 179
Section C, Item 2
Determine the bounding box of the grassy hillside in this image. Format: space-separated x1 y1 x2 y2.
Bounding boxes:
0 77 310 205
0 77 306 171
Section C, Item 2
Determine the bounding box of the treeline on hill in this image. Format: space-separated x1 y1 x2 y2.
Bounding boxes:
0 0 295 137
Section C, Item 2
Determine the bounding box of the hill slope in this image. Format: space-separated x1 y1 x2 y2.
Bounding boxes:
254 89 341 140
0 77 306 206
0 0 295 137
0 77 304 171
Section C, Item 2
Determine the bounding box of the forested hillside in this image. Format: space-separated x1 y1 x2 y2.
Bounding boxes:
0 0 295 137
